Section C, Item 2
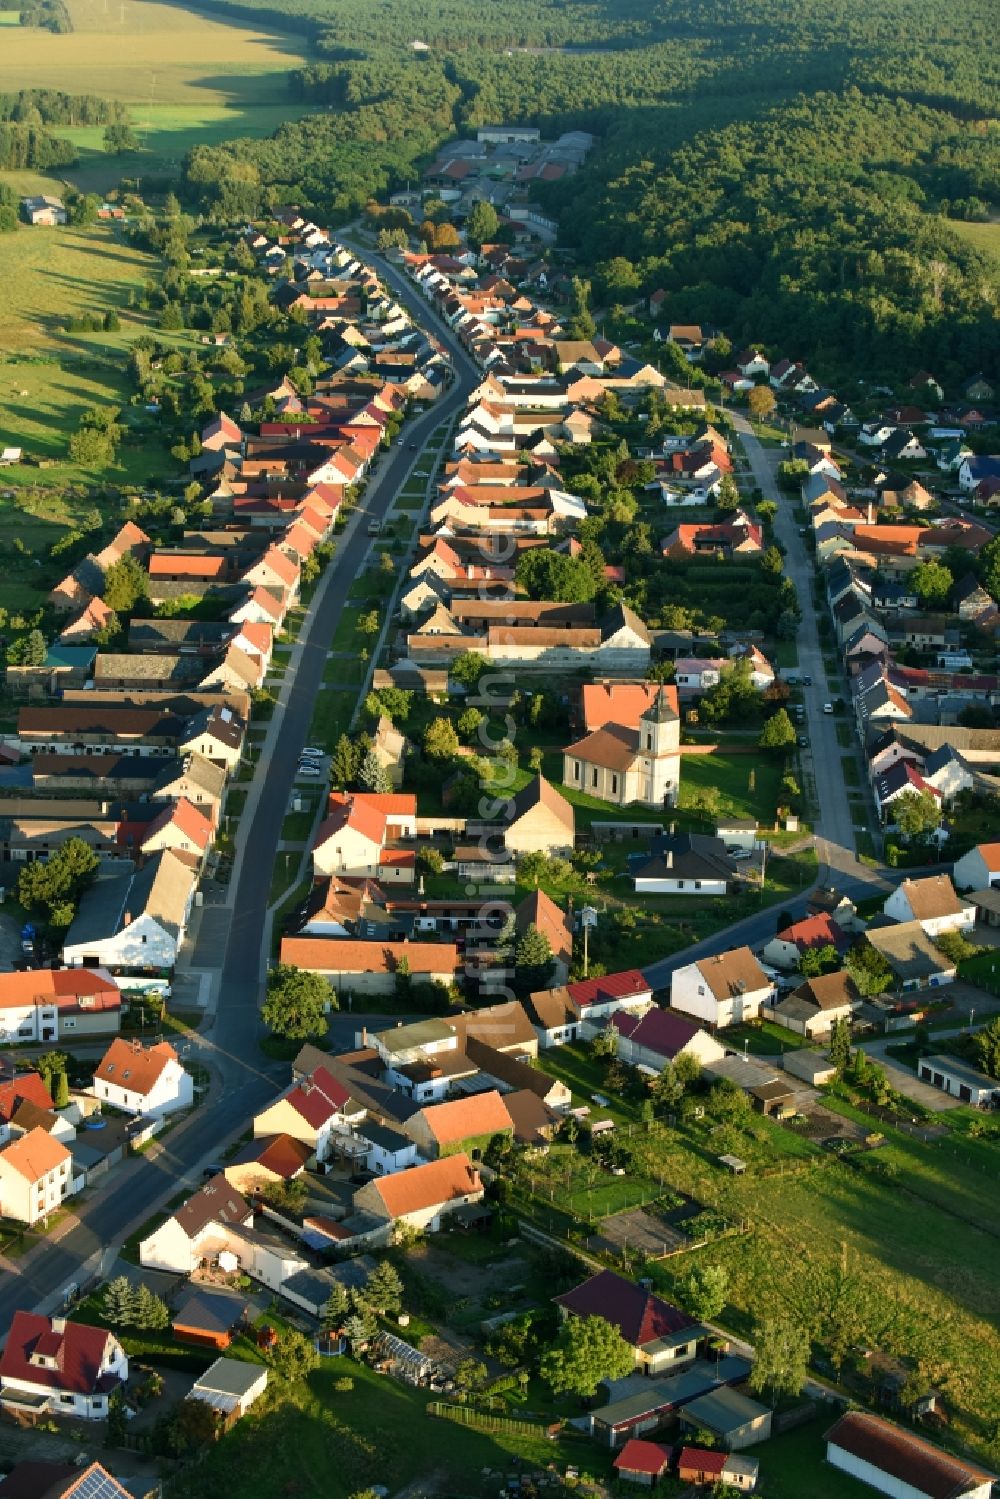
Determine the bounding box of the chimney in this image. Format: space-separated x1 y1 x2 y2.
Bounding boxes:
868 500 874 524
666 850 673 870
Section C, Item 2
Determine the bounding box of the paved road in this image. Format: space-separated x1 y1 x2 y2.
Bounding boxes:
0 246 480 1329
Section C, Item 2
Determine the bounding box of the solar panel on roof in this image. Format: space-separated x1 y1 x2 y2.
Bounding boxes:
69 1466 131 1499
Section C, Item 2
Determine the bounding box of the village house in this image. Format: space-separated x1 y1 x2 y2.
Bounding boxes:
0 967 121 1046
140 1178 254 1274
0 1312 127 1420
402 1090 513 1160
953 842 1000 891
62 848 197 972
761 913 852 971
352 1152 484 1236
670 948 774 1028
610 1007 725 1073
223 1133 311 1196
555 1269 704 1377
0 1129 76 1224
92 1038 193 1119
527 969 653 1047
864 922 956 991
882 874 976 936
768 970 860 1038
677 1447 759 1492
629 833 737 896
279 937 459 997
253 1063 358 1160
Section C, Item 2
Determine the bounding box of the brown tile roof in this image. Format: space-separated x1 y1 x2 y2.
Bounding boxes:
516 888 572 965
508 773 575 834
502 1087 560 1144
0 1127 70 1183
790 970 860 1011
447 1000 538 1051
230 1133 310 1179
564 724 638 771
526 986 576 1031
824 1412 992 1499
367 1152 481 1217
94 1039 178 1097
897 874 966 921
172 1178 252 1239
695 946 771 999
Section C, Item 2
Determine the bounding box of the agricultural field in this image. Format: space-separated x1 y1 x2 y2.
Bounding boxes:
0 0 310 192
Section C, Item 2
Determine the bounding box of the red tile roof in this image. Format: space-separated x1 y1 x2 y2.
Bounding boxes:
0 1072 54 1122
678 1446 727 1478
566 969 649 1010
0 969 119 1015
614 1439 671 1477
825 1412 992 1499
232 1132 310 1178
611 1006 703 1059
415 1090 513 1145
554 1269 697 1348
0 1312 121 1396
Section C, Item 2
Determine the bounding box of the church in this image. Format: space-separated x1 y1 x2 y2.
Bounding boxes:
561 683 681 810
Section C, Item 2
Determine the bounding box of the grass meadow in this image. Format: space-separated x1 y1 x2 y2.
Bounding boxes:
949 219 1000 260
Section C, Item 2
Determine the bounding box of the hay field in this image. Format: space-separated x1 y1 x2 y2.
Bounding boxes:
0 0 307 105
950 218 1000 260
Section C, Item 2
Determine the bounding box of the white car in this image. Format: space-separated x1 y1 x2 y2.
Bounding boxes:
297 765 322 778
823 702 834 714
300 747 324 760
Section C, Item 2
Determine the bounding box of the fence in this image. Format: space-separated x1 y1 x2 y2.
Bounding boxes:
426 1402 549 1439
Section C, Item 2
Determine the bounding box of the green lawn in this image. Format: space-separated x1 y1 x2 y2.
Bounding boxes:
281 802 320 843
168 1354 599 1499
678 749 782 825
949 219 1000 261
752 1418 874 1498
307 689 357 752
959 950 1000 996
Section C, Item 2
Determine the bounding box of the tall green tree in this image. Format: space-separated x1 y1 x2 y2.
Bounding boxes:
540 1314 634 1396
749 1310 810 1401
262 965 332 1039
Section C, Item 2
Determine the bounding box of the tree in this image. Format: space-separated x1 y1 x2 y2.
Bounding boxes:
974 1016 1000 1080
18 837 99 924
515 547 596 603
758 708 796 752
358 749 391 794
321 1282 350 1328
6 628 47 666
365 1260 404 1317
748 385 776 422
715 474 741 513
453 1357 488 1393
540 1314 634 1397
329 733 362 789
845 942 893 997
513 922 554 994
359 609 380 638
910 560 953 608
591 1026 619 1060
761 544 784 576
423 717 460 760
756 499 778 525
102 1275 135 1325
457 706 485 742
829 1016 851 1075
749 1310 810 1401
799 942 839 977
684 1264 729 1323
449 652 489 690
104 121 139 153
52 1069 70 1109
466 199 499 248
650 1060 685 1111
68 425 116 467
133 1283 170 1330
164 1398 218 1455
105 1387 128 1449
103 554 148 615
893 788 942 840
270 1328 320 1383
344 1307 377 1350
262 964 331 1039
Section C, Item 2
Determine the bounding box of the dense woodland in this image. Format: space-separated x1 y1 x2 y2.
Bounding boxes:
172 0 1000 380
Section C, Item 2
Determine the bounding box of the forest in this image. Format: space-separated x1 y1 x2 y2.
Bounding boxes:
166 0 997 379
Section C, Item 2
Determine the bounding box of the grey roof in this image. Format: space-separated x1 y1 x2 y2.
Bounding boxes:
631 833 735 883
173 1288 247 1334
357 1120 412 1153
192 1356 267 1399
920 1054 999 1093
681 1385 771 1433
63 870 134 947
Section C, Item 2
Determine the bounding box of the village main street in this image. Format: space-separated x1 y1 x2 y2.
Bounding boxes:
0 248 482 1331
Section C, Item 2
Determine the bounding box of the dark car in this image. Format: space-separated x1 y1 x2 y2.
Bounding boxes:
798 734 809 747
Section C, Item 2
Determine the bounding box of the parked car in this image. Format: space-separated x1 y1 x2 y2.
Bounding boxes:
298 765 322 778
823 702 834 714
798 734 809 747
367 519 382 535
300 747 324 760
